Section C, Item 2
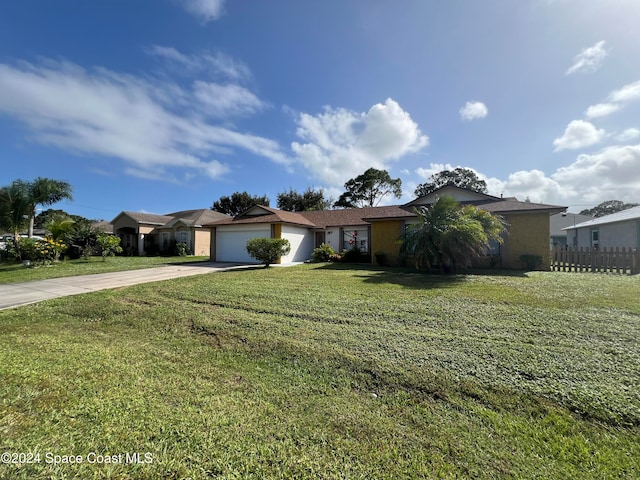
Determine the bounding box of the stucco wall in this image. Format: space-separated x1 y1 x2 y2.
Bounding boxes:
571 221 639 249
600 221 639 248
193 229 211 256
281 225 314 263
371 220 404 266
502 212 551 269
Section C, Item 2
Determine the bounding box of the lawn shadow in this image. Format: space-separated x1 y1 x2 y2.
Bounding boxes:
314 262 531 289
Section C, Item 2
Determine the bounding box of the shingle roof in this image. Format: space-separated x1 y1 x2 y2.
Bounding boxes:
114 209 229 228
120 211 174 225
304 206 415 226
563 205 640 230
203 193 565 229
211 206 317 227
164 209 229 226
474 199 566 214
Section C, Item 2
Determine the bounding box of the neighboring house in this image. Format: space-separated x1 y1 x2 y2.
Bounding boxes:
92 221 114 234
206 186 566 269
564 206 640 250
111 209 229 256
550 213 593 247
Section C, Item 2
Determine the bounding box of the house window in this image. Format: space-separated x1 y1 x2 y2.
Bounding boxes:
486 238 501 255
591 229 599 250
161 233 169 249
178 231 188 244
343 229 369 252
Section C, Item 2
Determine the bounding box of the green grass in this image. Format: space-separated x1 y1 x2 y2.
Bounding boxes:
0 256 210 284
1 264 639 479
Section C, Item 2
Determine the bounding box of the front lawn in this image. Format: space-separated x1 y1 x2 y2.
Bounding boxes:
0 255 210 284
1 265 638 478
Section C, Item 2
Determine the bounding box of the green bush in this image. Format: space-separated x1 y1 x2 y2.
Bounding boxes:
311 243 335 262
96 234 124 261
14 238 40 262
520 254 543 270
341 246 370 264
175 242 191 257
246 238 291 267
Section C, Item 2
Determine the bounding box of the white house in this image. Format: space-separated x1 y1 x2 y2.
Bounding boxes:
564 206 640 250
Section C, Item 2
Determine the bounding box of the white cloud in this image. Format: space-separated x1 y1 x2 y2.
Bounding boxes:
565 40 609 75
584 102 621 119
553 120 605 151
179 0 225 23
0 58 288 182
459 101 488 121
410 146 640 208
550 144 640 204
193 82 267 118
582 79 640 121
291 99 428 186
607 80 640 103
615 128 640 142
146 45 250 81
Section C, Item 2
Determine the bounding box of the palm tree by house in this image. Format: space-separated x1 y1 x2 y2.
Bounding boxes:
0 180 31 241
399 196 506 273
25 177 73 238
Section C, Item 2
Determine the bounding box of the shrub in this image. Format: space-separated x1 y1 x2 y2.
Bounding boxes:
246 238 291 267
341 246 369 263
15 238 40 262
520 254 543 270
96 234 124 261
165 239 192 257
311 243 335 262
175 242 191 257
329 253 343 262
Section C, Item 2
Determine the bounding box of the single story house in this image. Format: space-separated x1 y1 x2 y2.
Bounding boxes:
111 209 229 256
550 212 593 247
206 186 566 269
564 206 640 250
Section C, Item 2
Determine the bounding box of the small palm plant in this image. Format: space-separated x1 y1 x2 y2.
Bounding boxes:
399 196 506 273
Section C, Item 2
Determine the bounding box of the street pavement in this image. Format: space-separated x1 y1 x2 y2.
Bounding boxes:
0 262 254 310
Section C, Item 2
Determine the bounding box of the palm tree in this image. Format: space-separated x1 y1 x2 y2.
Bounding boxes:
399 196 506 273
45 213 76 241
0 180 31 240
26 177 73 237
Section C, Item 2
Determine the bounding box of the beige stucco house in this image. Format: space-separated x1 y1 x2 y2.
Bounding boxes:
206 186 566 270
111 209 228 256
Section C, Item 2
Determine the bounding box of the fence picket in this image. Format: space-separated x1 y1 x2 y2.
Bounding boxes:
550 246 639 275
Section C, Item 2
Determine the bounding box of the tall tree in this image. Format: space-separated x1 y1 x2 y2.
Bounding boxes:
579 200 639 218
212 191 270 216
414 167 488 197
26 177 73 237
399 196 505 273
334 168 402 208
277 187 331 212
0 180 31 240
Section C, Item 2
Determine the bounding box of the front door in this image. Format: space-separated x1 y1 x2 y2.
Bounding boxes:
315 231 326 248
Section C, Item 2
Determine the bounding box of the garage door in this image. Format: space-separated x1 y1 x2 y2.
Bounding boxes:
216 227 270 263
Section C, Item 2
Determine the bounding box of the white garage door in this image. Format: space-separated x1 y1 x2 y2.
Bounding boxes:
216 226 271 263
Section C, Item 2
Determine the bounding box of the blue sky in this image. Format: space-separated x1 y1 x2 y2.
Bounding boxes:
1 0 639 221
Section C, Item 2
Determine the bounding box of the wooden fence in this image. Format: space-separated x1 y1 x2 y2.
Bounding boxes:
551 246 639 274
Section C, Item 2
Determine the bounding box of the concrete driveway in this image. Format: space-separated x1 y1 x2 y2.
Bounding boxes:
0 262 254 310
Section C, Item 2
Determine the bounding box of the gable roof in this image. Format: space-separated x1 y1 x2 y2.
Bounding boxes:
564 205 640 230
211 205 317 228
112 209 229 229
114 211 174 225
204 188 566 229
163 209 229 227
404 185 565 214
303 206 415 226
